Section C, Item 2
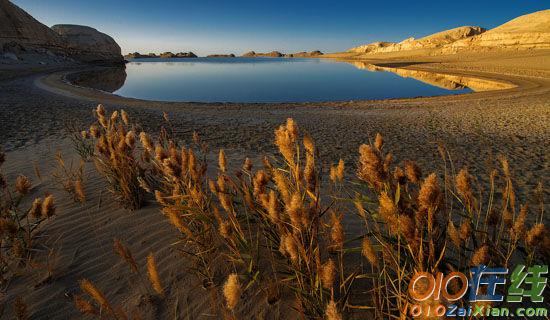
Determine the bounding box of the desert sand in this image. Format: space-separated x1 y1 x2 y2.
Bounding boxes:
1 48 549 318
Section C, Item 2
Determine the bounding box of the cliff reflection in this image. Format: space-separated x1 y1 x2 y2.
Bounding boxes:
68 66 127 93
348 62 516 92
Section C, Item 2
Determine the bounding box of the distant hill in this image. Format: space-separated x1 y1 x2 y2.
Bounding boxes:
349 26 485 54
444 9 550 52
349 9 550 55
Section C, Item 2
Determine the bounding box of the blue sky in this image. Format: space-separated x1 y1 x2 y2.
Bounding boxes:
12 0 549 56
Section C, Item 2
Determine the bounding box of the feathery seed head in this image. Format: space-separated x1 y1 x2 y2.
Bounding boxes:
121 110 129 125
325 300 342 320
526 223 546 248
321 259 336 289
29 198 43 218
303 133 315 154
74 294 97 315
223 274 241 311
125 131 135 148
41 195 55 217
15 175 31 195
147 253 163 295
448 221 461 249
374 133 384 151
418 173 440 211
218 149 227 173
362 237 378 267
471 245 489 266
405 161 422 184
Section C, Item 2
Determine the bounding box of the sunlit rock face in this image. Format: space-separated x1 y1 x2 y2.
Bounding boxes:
349 26 486 54
51 24 123 64
349 9 550 55
443 9 550 53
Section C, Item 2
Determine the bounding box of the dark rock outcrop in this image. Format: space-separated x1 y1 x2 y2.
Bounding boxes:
175 51 197 58
51 24 123 64
242 50 322 58
207 54 236 58
160 52 175 58
242 51 256 57
0 0 124 64
241 51 283 57
0 0 64 52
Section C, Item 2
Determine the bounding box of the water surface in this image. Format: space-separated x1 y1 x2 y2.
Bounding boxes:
90 58 478 102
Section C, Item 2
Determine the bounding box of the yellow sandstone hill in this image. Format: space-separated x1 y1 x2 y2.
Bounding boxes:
444 9 550 52
349 26 485 53
349 9 550 55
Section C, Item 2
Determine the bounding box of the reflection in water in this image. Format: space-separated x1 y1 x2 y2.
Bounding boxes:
67 58 514 102
67 66 127 93
348 62 516 92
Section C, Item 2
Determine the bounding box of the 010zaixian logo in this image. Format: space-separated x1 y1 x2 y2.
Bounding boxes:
408 265 548 318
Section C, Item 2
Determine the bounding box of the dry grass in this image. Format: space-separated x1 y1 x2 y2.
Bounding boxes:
81 106 147 210
52 106 549 319
52 151 86 204
0 148 56 288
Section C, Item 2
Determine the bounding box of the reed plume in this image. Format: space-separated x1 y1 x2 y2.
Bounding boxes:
471 245 489 266
147 253 163 295
79 279 115 316
223 273 241 311
113 239 138 273
15 175 31 195
362 237 378 267
321 259 336 289
41 195 55 217
325 299 342 320
526 224 546 247
74 294 97 315
404 160 421 184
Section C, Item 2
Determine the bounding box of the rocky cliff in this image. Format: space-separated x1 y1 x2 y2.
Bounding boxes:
51 25 123 63
0 0 64 53
0 0 123 64
443 9 550 53
349 9 550 55
349 26 486 54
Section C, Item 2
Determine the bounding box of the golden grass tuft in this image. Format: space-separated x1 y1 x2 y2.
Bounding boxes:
113 239 138 273
223 273 241 311
15 175 31 195
470 245 489 266
361 237 378 267
321 259 336 289
79 279 115 316
325 299 342 320
146 253 163 295
73 294 97 315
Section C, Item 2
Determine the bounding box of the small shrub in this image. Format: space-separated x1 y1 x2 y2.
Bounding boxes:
0 149 56 284
81 106 146 210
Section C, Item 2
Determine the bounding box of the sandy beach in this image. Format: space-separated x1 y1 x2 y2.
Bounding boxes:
1 48 549 318
3 49 549 188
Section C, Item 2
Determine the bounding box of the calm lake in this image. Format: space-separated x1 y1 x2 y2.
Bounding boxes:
77 58 482 103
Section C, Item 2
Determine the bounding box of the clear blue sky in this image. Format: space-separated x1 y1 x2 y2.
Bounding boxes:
12 0 549 56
